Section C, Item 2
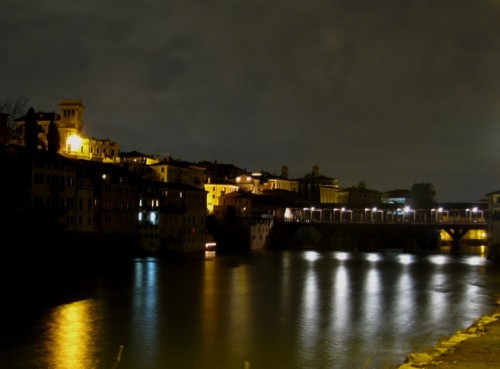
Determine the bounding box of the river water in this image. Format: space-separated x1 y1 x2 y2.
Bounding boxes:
2 249 500 369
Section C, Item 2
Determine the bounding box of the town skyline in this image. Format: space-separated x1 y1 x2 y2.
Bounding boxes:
3 95 496 205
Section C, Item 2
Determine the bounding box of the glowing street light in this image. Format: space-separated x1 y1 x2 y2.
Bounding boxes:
333 208 339 222
437 207 443 222
471 207 483 222
66 134 83 153
403 206 416 222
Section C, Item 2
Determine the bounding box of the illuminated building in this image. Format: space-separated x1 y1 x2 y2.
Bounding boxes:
13 98 120 163
150 159 205 189
204 182 239 214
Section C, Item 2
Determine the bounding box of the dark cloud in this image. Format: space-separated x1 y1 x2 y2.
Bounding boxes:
2 0 500 202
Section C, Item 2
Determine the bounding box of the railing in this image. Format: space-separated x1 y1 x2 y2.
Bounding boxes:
284 207 488 225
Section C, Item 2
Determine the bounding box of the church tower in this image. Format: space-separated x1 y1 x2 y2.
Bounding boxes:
58 98 84 134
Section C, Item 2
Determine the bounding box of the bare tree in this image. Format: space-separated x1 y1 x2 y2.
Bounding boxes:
0 96 30 142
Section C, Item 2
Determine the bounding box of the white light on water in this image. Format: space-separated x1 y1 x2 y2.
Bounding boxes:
398 254 415 265
465 256 485 266
304 251 320 262
429 255 448 265
365 253 381 262
334 251 349 261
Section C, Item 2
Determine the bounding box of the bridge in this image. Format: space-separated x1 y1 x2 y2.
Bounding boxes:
280 206 488 254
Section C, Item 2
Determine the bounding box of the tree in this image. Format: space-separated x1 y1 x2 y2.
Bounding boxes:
47 113 60 153
24 107 39 151
410 183 436 209
0 96 29 142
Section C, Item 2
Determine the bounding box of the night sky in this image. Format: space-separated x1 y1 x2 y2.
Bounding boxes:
2 1 500 202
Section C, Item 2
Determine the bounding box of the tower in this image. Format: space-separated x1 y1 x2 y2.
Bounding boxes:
58 98 84 134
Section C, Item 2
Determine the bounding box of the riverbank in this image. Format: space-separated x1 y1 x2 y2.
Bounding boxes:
397 305 500 368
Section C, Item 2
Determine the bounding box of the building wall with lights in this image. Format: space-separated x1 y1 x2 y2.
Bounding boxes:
93 167 138 236
262 177 299 193
235 174 260 193
336 187 382 208
249 218 274 250
64 137 120 163
137 181 207 253
150 160 206 189
319 185 340 204
204 183 240 214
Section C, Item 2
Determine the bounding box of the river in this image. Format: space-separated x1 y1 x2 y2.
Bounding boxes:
1 248 500 369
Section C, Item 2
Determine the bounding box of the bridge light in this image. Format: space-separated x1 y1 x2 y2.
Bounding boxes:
364 208 370 221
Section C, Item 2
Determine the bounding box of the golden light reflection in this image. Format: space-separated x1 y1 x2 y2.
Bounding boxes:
480 245 487 258
226 263 250 359
201 258 217 351
44 299 99 369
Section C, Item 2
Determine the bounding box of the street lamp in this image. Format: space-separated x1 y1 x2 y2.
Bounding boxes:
403 206 415 222
333 208 339 222
343 208 353 222
437 207 443 222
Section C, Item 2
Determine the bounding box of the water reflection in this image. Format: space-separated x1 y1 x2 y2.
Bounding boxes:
298 260 319 363
43 299 100 369
226 261 251 365
332 260 349 339
201 258 217 353
363 267 381 335
131 257 158 365
395 262 416 331
4 250 500 369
